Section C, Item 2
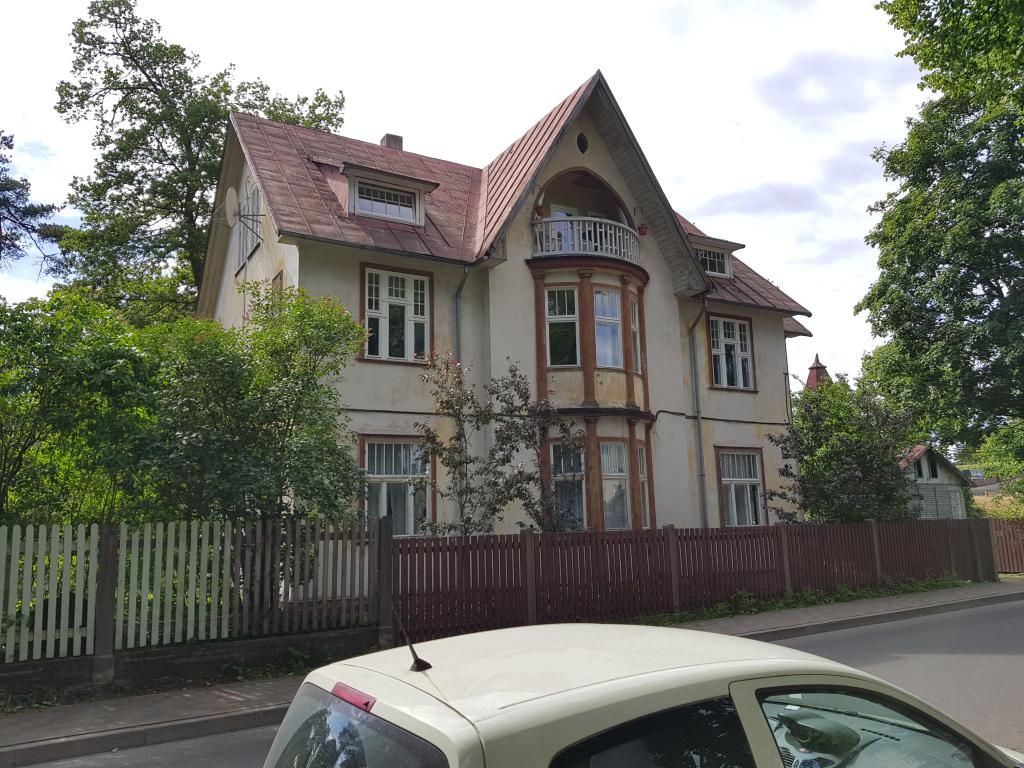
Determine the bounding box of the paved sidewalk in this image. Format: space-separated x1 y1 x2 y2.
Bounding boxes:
0 676 303 768
3 577 1024 767
679 576 1024 640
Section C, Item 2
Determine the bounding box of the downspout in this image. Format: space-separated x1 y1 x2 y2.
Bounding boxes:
688 297 709 528
453 265 470 361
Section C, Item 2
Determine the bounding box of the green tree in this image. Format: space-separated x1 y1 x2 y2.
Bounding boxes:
0 132 64 269
768 377 919 523
415 354 583 535
0 285 365 524
856 93 1024 443
0 289 150 521
53 0 345 320
137 285 365 520
879 0 1024 117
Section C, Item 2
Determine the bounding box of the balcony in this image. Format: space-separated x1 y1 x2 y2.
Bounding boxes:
532 217 640 265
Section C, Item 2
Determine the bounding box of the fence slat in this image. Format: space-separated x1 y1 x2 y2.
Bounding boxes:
186 522 198 642
126 528 139 649
162 522 175 645
46 525 59 658
139 525 152 648
85 528 99 659
208 521 221 640
220 521 232 640
151 523 164 646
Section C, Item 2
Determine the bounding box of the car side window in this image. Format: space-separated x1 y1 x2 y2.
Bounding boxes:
758 688 997 768
550 696 756 768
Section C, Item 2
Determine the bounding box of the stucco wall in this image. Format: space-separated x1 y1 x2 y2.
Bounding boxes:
212 158 299 327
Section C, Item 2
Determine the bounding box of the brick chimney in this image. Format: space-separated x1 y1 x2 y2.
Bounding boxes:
805 354 832 390
380 134 403 150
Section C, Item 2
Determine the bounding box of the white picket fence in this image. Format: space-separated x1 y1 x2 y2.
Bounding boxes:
0 518 379 665
114 518 377 651
0 524 99 663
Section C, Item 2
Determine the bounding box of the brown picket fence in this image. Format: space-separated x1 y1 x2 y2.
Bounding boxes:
993 520 1024 573
392 519 999 642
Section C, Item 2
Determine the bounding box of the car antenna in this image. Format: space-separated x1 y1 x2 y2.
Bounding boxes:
393 608 432 672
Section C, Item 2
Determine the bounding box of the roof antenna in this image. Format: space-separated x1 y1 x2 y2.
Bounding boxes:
393 608 432 672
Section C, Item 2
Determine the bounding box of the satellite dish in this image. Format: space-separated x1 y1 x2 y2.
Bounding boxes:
224 186 239 227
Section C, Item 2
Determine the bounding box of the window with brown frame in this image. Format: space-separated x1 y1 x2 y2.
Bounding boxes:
710 316 754 390
719 450 764 526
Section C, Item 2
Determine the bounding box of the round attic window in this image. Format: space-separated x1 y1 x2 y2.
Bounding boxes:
576 132 589 154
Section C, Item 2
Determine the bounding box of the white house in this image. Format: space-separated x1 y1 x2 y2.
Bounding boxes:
198 72 813 534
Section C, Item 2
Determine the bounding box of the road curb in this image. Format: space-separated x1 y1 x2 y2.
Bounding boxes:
4 590 1024 767
737 589 1024 642
0 704 288 768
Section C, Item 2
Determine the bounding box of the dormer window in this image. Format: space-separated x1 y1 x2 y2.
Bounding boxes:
696 247 729 277
355 181 417 223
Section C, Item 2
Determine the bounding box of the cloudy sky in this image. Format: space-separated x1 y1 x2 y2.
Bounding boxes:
3 0 923 382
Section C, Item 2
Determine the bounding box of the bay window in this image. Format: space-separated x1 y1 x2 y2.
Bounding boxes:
600 442 629 529
719 450 764 526
630 298 641 373
546 288 579 367
365 268 429 362
710 316 753 389
551 443 585 530
365 441 428 536
595 288 623 368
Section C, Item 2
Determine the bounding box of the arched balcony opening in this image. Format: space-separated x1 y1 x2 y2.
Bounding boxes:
532 171 640 265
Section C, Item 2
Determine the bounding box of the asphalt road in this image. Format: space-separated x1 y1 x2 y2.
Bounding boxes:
31 600 1024 766
778 600 1024 751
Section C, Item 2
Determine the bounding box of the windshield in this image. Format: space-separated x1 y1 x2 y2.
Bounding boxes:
264 683 449 768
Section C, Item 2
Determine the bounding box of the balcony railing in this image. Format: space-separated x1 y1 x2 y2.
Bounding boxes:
532 216 640 265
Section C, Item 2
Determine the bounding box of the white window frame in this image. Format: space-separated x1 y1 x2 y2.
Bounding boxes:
546 287 580 368
365 268 430 362
695 247 729 277
365 441 429 537
720 450 764 527
630 298 642 374
551 442 586 530
594 288 623 369
351 178 421 225
710 316 754 390
600 442 630 530
638 444 650 529
235 182 262 271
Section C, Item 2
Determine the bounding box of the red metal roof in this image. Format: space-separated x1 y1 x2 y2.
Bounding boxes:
479 75 599 255
783 317 813 337
705 255 810 315
231 112 483 263
805 354 831 390
227 74 810 318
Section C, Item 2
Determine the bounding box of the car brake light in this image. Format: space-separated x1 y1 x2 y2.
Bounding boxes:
332 682 376 712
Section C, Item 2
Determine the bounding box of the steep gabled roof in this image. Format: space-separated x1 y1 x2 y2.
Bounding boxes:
206 73 811 316
230 112 483 263
479 75 598 256
900 444 971 486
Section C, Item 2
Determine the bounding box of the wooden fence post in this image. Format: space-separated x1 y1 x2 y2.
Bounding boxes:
375 517 394 649
778 524 793 594
522 530 538 625
869 520 883 585
978 518 995 581
663 525 681 614
91 522 119 684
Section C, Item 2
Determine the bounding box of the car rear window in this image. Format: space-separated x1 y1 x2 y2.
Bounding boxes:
264 683 448 768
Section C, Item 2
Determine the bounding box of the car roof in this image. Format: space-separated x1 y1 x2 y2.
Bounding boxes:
319 624 851 724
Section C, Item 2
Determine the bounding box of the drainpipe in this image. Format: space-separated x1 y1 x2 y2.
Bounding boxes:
453 265 470 361
688 297 709 528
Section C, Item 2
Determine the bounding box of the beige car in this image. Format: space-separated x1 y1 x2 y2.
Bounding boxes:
263 624 1023 768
